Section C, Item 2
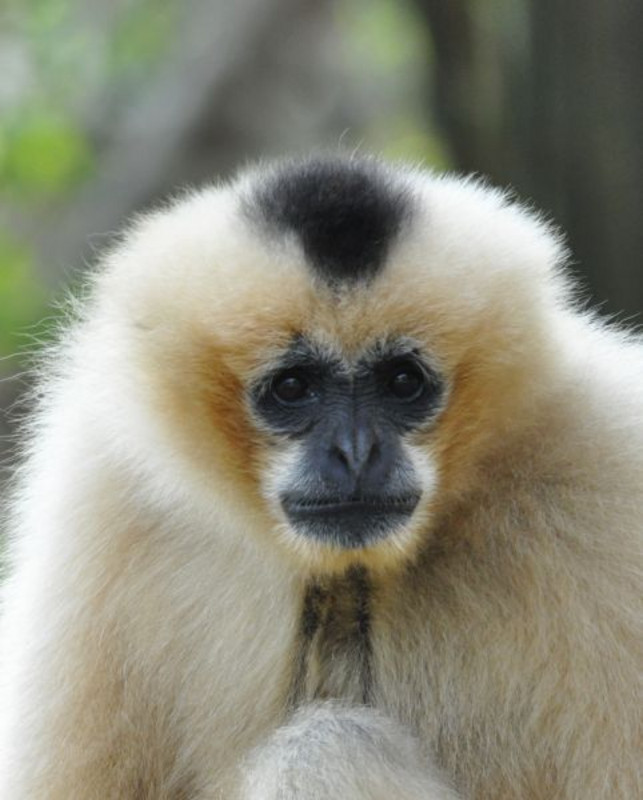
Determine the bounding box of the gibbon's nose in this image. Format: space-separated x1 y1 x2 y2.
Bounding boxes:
325 417 382 492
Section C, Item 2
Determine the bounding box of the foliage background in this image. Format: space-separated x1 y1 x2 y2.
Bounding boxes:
1 0 642 480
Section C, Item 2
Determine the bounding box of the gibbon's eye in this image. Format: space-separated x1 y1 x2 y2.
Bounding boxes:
271 371 313 405
387 362 426 401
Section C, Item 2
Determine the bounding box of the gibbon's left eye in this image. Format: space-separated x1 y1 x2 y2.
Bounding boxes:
271 371 313 405
387 363 426 401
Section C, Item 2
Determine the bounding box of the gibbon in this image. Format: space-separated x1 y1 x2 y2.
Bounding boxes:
0 156 641 799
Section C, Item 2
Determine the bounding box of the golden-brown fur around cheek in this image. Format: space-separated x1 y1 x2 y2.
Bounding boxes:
431 352 529 501
135 327 262 501
131 282 316 506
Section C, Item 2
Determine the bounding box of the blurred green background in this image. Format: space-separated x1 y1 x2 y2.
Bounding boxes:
1 0 643 477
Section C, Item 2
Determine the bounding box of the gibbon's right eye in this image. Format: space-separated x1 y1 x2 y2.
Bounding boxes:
271 371 313 405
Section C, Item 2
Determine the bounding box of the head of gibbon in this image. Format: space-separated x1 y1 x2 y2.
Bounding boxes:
95 156 568 575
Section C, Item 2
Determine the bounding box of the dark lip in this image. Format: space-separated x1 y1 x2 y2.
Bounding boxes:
283 494 420 516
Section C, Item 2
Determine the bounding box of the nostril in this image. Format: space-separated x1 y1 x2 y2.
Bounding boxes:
365 440 380 468
330 443 353 474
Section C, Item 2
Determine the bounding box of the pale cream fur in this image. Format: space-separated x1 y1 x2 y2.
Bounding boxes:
0 159 641 798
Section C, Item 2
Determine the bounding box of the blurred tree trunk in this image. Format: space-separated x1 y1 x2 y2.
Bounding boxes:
414 0 643 317
529 0 643 316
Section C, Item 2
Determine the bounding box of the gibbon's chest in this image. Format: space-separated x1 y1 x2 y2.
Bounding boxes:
288 565 374 707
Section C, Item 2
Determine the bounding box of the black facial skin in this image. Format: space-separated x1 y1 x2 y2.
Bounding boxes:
251 338 444 549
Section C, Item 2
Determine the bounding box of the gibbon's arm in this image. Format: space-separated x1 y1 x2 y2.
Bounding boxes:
239 704 460 800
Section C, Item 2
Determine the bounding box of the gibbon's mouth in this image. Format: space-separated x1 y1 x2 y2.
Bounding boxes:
286 495 420 514
281 493 420 549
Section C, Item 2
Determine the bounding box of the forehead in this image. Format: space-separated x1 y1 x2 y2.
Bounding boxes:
197 254 452 378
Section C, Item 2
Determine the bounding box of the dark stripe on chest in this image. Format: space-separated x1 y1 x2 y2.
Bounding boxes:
289 565 373 708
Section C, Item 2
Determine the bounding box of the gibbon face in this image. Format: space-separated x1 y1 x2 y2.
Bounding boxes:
103 157 565 573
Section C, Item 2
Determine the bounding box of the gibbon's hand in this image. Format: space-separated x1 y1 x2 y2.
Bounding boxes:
239 704 460 800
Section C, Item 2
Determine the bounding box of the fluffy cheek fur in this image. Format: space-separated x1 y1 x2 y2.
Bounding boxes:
112 318 282 521
259 438 439 575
